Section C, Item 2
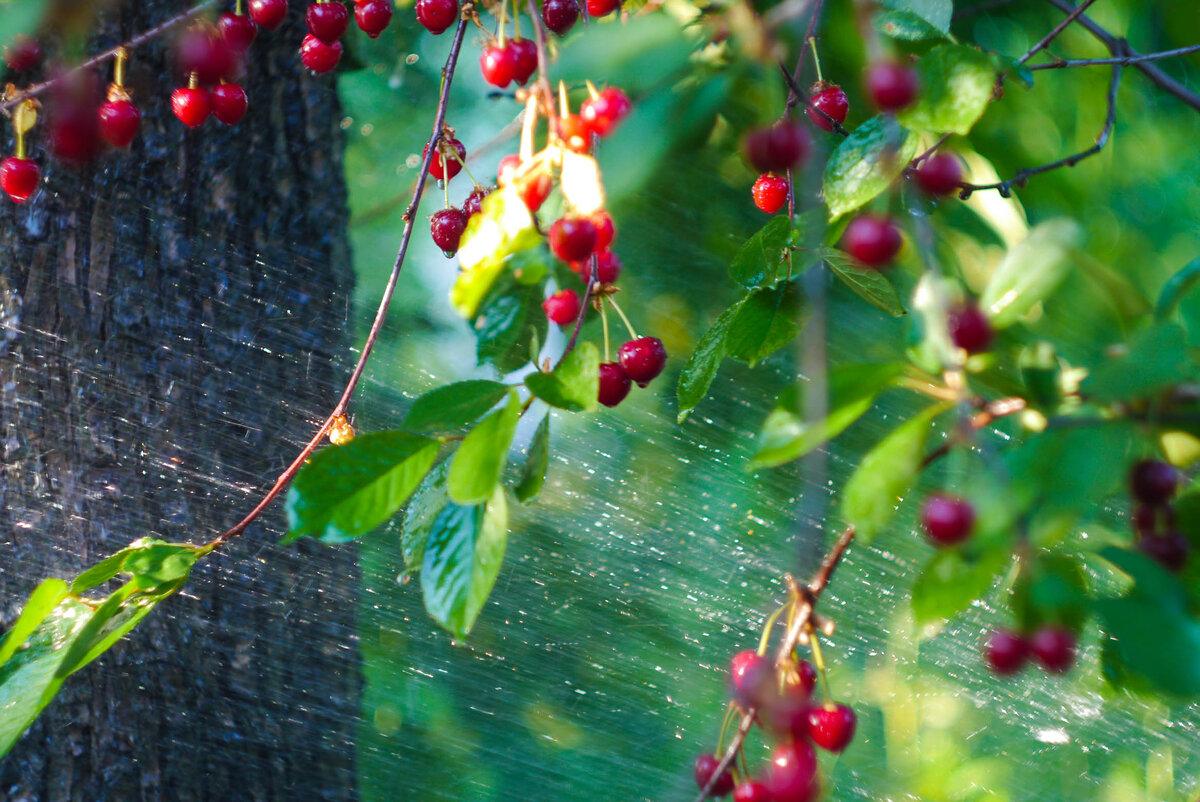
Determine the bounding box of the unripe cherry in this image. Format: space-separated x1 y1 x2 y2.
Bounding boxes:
598 362 631 407
841 214 902 267
430 208 468 255
171 86 212 128
581 87 631 138
306 1 350 44
355 0 394 37
249 0 289 30
0 157 39 204
543 289 581 325
916 152 963 196
98 99 141 148
542 0 580 35
806 82 848 132
866 61 919 111
549 217 598 263
212 83 248 125
299 34 343 72
416 0 459 34
752 173 789 214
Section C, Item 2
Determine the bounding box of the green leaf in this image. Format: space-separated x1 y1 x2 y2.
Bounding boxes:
823 248 907 316
912 549 1011 629
69 545 140 594
0 0 48 40
400 461 451 572
979 218 1080 327
1081 323 1194 404
1074 249 1151 322
879 0 951 32
447 390 521 506
61 580 186 677
897 45 1000 135
1096 546 1188 611
823 115 919 219
730 216 793 288
1155 256 1200 322
453 184 540 318
123 543 199 589
475 282 547 374
0 579 70 666
840 404 945 543
420 486 510 638
525 342 600 412
677 296 746 422
403 380 511 434
1096 595 1200 697
1005 423 1132 519
515 414 551 504
284 431 440 543
725 284 802 366
750 363 903 469
874 9 949 41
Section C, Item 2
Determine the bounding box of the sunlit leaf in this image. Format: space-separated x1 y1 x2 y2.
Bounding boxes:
878 0 951 32
823 115 919 219
725 284 802 366
453 185 540 318
0 579 70 666
898 45 1000 135
447 390 521 506
525 342 600 412
823 248 906 316
730 215 793 288
403 380 511 434
979 218 1081 327
874 9 948 41
912 549 1011 630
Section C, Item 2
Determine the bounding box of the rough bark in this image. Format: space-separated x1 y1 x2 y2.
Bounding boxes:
0 3 359 799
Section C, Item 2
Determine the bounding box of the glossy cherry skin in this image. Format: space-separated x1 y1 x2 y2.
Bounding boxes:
355 0 394 37
306 1 350 44
985 629 1028 675
542 0 580 35
587 0 620 15
581 87 632 137
866 61 919 111
0 157 39 204
591 211 615 250
1130 459 1178 506
733 781 772 802
517 172 552 212
430 208 468 255
1029 626 1075 673
463 186 490 217
425 138 466 181
842 214 902 267
728 649 770 708
549 217 598 263
543 289 581 325
509 38 538 85
921 494 975 546
171 87 212 128
807 703 857 752
949 304 993 354
598 362 632 408
766 741 819 802
744 120 810 174
480 43 518 88
299 34 343 72
98 99 141 148
579 250 621 284
752 173 789 214
618 337 668 387
249 0 289 30
693 754 735 797
916 152 963 196
416 0 459 34
806 83 848 132
212 83 248 125
4 35 42 71
218 13 257 53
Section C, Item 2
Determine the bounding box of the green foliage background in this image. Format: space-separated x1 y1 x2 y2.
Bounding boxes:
335 1 1200 798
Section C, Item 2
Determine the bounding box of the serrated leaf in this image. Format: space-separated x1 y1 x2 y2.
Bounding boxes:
898 45 1000 135
403 380 511 434
874 9 948 41
823 115 919 219
514 414 551 504
420 486 509 638
447 390 521 505
725 284 802 366
525 342 600 412
840 404 945 543
879 0 951 32
677 295 747 422
730 215 793 288
0 579 70 667
284 431 440 543
475 282 547 374
823 248 906 316
1081 323 1194 404
979 218 1080 327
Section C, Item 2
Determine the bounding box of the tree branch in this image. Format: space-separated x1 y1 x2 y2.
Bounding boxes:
1029 43 1200 70
1017 0 1097 65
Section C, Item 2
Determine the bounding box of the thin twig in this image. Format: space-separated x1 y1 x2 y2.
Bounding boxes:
208 13 472 549
1 1 218 114
1029 43 1200 70
1017 0 1097 65
782 0 823 115
777 61 849 137
525 0 558 133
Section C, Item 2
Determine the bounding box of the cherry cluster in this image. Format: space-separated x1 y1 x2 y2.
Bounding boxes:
298 0 395 72
1129 459 1189 571
695 650 856 801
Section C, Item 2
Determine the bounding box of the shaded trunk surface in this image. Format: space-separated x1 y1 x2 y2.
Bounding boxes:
0 2 359 799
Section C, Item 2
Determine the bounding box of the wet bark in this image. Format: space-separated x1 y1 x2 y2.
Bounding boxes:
0 2 359 799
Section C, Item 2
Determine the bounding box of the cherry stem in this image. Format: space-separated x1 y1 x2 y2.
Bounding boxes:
714 702 738 754
809 36 823 83
757 602 790 656
525 0 559 132
606 296 638 341
806 623 833 706
113 48 128 87
600 301 611 361
498 0 509 45
236 0 245 14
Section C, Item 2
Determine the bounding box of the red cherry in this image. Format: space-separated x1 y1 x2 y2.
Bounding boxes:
497 153 521 184
299 34 343 72
424 138 466 181
509 38 538 86
866 61 919 111
558 114 590 153
752 173 789 214
1137 531 1190 572
249 0 289 30
591 210 615 250
355 0 394 37
306 1 350 43
98 99 141 148
841 214 902 268
0 157 39 204
806 82 848 132
463 186 490 217
618 337 667 387
549 217 598 263
480 43 518 88
517 172 552 212
916 152 963 196
948 303 993 354
416 0 459 34
1029 626 1075 673
4 35 41 72
211 83 249 125
543 289 581 325
728 649 770 708
794 659 817 696
807 703 857 752
984 630 1028 675
542 0 579 35
586 0 620 16
48 100 102 164
744 120 810 174
218 13 258 53
580 87 631 138
762 685 810 741
579 250 621 284
766 741 819 802
171 86 211 128
598 362 631 408
733 781 772 802
693 754 735 797
1130 460 1178 506
920 494 975 546
177 27 235 84
430 208 468 255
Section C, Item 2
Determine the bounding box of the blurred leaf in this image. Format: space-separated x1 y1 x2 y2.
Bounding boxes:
1074 249 1151 321
403 380 511 434
725 284 801 366
750 363 903 469
123 543 199 589
840 404 945 544
879 0 951 32
454 185 540 318
560 152 606 215
476 282 548 374
514 415 551 504
912 549 1010 629
554 14 697 94
1081 323 1194 404
1096 547 1188 611
823 248 907 316
823 115 919 219
420 486 509 638
525 343 600 412
0 579 70 666
1006 423 1132 517
979 218 1081 327
874 9 949 41
898 45 1000 135
677 295 746 422
285 432 440 543
448 390 521 506
69 544 141 594
1156 256 1200 322
730 215 793 288
0 0 48 39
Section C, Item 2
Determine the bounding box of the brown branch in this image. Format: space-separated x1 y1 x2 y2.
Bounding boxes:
1016 0 1096 65
1029 43 1200 70
207 12 472 549
1 1 218 114
782 0 824 115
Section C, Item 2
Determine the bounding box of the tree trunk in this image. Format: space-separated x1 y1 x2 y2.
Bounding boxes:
0 3 359 799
